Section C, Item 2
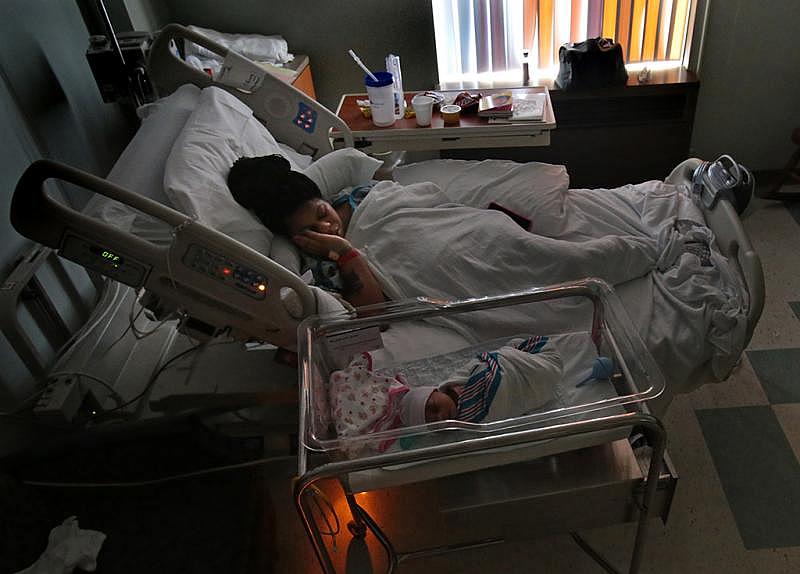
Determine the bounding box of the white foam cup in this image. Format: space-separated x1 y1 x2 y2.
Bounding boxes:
411 94 434 127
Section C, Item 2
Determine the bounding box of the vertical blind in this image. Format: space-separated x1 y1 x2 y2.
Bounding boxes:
433 0 694 84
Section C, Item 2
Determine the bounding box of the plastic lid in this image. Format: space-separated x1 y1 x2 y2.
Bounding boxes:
365 71 394 88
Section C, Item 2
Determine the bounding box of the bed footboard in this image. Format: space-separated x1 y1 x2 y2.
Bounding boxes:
666 158 764 344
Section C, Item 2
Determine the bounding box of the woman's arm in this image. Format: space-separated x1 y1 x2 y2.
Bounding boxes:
292 231 386 308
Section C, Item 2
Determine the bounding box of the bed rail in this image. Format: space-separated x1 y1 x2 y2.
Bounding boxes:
11 159 316 350
148 23 354 158
666 158 765 344
0 245 102 380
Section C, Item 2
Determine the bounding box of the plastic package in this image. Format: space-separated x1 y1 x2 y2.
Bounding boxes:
385 54 406 118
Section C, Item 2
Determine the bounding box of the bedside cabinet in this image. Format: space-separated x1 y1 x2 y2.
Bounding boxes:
263 54 316 100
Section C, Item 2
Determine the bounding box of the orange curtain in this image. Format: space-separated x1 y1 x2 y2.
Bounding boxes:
538 0 554 67
669 0 689 60
641 0 661 61
521 0 690 69
571 0 583 42
523 0 539 50
628 0 646 62
617 0 632 59
656 0 673 59
602 0 619 38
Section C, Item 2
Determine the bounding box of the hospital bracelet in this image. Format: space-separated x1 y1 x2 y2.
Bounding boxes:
335 249 360 267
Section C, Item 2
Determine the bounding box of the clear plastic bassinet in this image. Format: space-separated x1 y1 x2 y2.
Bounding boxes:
297 278 665 463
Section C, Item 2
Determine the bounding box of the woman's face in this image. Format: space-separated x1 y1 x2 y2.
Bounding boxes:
287 198 343 237
424 390 457 422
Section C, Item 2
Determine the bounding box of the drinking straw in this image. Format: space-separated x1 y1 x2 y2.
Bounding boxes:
348 49 379 82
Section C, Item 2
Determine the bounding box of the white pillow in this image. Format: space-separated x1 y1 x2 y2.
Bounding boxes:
85 84 202 232
302 148 383 201
163 86 310 255
269 235 303 275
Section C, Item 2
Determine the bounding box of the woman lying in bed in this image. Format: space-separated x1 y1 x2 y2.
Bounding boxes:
228 153 657 308
227 154 387 309
228 150 748 397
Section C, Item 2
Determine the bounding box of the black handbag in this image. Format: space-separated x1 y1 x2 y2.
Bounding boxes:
556 37 628 90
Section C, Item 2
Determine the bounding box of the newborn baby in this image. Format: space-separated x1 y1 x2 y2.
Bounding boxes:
402 336 562 426
328 336 563 454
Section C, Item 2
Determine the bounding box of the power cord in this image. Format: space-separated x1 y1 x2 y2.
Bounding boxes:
20 454 296 488
96 343 203 417
101 302 144 353
128 288 178 340
308 485 341 552
0 371 121 417
95 335 237 419
47 371 124 406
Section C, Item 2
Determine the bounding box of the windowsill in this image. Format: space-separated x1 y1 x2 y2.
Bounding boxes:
439 66 698 93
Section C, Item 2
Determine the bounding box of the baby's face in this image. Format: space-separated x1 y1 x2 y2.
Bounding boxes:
287 198 343 237
424 390 457 422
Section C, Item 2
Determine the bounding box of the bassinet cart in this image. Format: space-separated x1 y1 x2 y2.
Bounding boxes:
295 279 672 574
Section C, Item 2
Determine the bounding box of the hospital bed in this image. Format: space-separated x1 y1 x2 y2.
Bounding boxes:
6 24 763 573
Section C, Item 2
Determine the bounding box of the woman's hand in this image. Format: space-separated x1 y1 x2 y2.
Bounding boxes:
294 230 386 309
292 230 352 260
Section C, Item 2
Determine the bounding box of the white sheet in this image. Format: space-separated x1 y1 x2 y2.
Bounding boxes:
347 161 748 394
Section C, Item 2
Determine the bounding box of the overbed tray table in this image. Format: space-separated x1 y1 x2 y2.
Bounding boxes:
333 87 556 153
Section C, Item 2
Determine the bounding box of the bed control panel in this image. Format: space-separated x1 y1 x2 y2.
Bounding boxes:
182 244 268 300
294 102 318 134
60 234 149 288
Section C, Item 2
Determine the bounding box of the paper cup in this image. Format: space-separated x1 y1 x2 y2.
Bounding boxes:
411 93 434 127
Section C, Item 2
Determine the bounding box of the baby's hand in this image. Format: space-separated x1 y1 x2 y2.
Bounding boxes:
293 230 352 260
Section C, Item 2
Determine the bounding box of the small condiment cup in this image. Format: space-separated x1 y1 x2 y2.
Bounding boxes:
440 104 461 124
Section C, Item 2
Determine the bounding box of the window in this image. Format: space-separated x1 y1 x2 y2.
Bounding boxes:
432 0 697 88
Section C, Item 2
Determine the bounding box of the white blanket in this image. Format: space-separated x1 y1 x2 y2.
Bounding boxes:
348 160 748 394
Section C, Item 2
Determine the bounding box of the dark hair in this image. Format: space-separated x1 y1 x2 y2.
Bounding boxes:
227 154 322 235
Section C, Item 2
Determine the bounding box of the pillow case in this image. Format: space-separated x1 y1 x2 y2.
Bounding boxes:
83 83 202 242
301 147 383 201
163 86 298 255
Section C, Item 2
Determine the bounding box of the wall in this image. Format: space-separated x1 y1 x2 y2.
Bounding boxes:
159 0 438 112
123 0 171 33
0 0 135 451
691 0 800 169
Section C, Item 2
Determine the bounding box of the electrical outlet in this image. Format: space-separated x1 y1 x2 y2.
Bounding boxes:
33 375 86 423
